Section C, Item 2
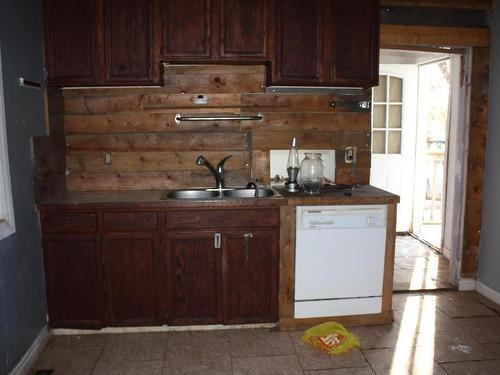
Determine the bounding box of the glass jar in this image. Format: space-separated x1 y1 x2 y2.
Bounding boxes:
299 153 325 195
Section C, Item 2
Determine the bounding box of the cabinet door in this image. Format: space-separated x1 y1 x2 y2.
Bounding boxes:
274 0 324 84
331 0 379 86
166 232 221 325
220 0 267 59
44 0 98 85
104 0 155 83
103 233 159 325
222 230 279 323
43 235 104 328
161 0 213 58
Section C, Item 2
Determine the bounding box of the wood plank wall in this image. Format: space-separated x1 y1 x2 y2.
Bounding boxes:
50 64 371 191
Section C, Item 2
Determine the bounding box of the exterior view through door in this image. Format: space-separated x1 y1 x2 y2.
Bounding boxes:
371 49 463 291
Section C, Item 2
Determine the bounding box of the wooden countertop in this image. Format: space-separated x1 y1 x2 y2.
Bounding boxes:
36 185 399 210
274 184 399 205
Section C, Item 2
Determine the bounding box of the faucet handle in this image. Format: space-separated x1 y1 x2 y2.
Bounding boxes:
217 155 232 170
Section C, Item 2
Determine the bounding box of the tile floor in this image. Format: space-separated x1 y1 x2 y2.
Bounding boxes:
394 235 453 291
32 290 500 375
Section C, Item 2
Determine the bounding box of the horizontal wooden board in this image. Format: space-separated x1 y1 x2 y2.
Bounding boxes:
66 170 251 191
241 93 371 113
252 130 370 150
66 151 250 173
162 63 266 94
380 0 492 9
64 113 242 134
335 167 370 185
241 112 371 132
66 132 250 152
380 25 490 47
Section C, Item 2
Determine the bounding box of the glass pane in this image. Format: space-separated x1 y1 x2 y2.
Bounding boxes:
389 77 403 102
389 105 402 128
373 131 386 154
373 105 386 129
388 131 401 154
373 75 387 102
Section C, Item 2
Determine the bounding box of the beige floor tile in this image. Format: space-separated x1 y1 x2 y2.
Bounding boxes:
463 291 500 314
123 360 163 375
304 368 375 375
441 360 500 375
363 347 447 375
99 332 168 362
393 294 462 333
46 334 107 350
32 346 101 375
431 330 494 363
455 317 500 344
162 351 231 375
232 355 303 375
167 330 230 357
487 343 500 359
289 331 368 370
349 325 406 350
229 329 295 358
434 292 496 318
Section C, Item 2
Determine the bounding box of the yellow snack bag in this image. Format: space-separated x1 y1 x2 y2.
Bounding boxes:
302 322 360 355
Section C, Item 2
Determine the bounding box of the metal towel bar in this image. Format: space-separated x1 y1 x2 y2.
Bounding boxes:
175 113 264 124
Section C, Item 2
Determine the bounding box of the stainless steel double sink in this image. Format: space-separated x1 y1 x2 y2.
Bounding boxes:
165 187 278 199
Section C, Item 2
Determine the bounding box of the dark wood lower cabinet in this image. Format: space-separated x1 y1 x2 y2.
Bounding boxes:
103 233 159 326
222 230 279 324
43 235 104 328
40 207 280 328
166 232 222 325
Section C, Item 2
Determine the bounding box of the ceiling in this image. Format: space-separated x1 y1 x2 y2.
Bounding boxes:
380 48 451 65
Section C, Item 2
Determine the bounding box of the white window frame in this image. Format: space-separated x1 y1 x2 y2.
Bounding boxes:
372 74 404 155
0 46 15 240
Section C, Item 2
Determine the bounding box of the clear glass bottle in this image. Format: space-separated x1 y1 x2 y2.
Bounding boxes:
299 153 325 195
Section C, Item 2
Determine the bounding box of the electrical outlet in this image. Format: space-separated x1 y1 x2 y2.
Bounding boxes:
104 152 112 165
345 146 357 164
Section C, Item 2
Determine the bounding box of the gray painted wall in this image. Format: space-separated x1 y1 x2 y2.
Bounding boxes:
0 0 47 374
479 1 500 293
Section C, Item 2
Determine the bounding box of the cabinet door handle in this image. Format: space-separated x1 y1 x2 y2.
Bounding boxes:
214 233 221 249
243 233 253 266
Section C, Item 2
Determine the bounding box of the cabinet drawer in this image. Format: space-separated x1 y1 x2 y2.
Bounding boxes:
103 211 158 232
41 212 97 233
166 209 279 230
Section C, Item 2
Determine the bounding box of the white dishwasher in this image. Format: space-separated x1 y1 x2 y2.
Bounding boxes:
294 205 387 319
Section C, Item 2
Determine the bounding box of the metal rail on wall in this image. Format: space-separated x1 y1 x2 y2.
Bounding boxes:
174 113 264 124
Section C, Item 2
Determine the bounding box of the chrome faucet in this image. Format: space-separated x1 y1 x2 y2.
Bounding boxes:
196 155 232 190
246 180 260 197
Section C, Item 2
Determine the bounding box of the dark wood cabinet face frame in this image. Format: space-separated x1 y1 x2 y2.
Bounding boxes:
39 206 280 328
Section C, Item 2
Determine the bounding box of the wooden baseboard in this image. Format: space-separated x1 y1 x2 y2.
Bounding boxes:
9 326 50 375
278 312 393 330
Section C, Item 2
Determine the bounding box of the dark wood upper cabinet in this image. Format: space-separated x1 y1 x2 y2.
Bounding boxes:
44 0 98 85
43 235 104 328
104 0 155 83
220 0 268 59
103 233 159 326
161 0 213 58
222 230 279 324
274 0 323 84
166 232 221 325
331 0 379 85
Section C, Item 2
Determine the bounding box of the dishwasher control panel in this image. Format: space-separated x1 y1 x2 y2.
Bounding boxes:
300 205 386 230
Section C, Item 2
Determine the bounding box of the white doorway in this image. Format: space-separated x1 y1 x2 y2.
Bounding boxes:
371 49 469 291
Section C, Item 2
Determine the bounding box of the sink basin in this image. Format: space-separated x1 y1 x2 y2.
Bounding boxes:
223 188 277 198
165 187 278 199
165 189 220 199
